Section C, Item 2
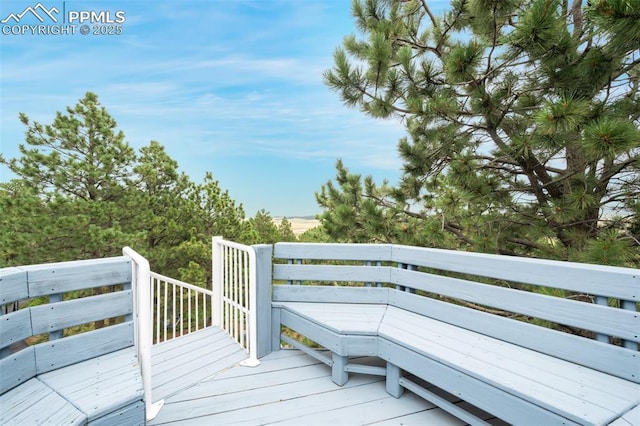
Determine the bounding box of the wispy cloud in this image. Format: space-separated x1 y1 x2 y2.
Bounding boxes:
1 0 406 215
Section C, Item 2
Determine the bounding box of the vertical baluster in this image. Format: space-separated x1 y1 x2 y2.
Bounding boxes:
287 259 293 285
621 300 638 350
594 296 609 343
49 293 63 340
243 250 249 349
396 263 406 292
376 261 382 287
406 265 416 293
223 246 227 333
203 285 207 330
235 248 240 343
179 286 184 337
153 277 159 344
228 246 233 338
172 282 176 340
187 288 191 334
195 289 200 332
296 259 302 286
365 261 372 287
163 280 168 342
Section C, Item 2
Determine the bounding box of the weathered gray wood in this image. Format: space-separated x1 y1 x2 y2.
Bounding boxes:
0 267 28 306
0 307 31 350
271 307 281 351
254 244 273 358
275 243 391 261
273 284 389 304
332 353 348 385
378 338 580 426
0 377 86 425
30 290 133 334
274 264 390 284
391 244 639 301
274 243 639 300
25 256 131 297
280 309 342 353
391 268 639 342
280 333 333 365
380 308 640 425
40 347 143 422
0 345 36 394
277 302 386 335
151 327 247 401
90 399 145 426
389 289 639 383
35 321 134 373
400 377 492 426
344 363 386 376
279 309 379 357
609 404 640 426
149 349 466 426
385 362 403 398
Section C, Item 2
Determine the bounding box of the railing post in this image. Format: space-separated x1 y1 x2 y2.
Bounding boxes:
212 236 223 328
253 244 273 359
122 247 164 421
240 243 261 367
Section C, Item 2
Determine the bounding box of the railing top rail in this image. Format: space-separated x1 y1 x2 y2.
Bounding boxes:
149 271 214 296
214 237 256 257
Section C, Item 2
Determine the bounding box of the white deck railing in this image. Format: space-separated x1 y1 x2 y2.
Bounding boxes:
212 236 260 366
122 247 165 421
150 272 214 344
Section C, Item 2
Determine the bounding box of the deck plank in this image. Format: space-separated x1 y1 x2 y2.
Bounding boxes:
149 349 464 426
151 327 248 401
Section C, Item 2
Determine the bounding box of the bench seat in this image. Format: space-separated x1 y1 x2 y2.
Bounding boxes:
39 347 145 425
0 258 146 425
276 301 640 425
0 378 86 425
379 306 640 426
277 302 386 335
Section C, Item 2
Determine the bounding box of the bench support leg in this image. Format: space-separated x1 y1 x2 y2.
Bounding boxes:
331 354 348 386
271 308 281 352
386 362 404 398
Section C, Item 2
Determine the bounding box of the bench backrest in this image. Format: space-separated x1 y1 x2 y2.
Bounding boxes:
272 243 639 384
0 257 133 394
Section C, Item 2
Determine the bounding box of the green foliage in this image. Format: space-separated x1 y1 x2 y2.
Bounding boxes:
319 0 640 265
0 92 276 284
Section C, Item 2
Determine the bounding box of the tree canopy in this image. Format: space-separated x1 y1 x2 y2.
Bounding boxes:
1 92 296 281
319 0 640 266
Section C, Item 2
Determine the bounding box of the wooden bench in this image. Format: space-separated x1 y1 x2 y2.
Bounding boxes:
0 257 145 425
271 243 640 426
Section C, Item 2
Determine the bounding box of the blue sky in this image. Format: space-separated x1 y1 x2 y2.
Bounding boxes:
0 0 411 217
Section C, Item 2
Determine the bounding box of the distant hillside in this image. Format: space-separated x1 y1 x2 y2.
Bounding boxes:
273 217 320 235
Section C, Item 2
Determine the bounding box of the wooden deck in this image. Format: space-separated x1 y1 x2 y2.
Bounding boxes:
150 344 506 425
151 327 249 401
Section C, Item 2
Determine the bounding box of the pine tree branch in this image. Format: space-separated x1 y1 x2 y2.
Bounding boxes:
419 0 437 29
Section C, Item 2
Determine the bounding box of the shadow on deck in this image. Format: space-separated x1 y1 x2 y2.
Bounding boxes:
150 343 504 425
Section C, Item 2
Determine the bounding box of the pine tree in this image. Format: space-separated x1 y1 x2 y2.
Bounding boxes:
320 0 640 264
1 92 139 261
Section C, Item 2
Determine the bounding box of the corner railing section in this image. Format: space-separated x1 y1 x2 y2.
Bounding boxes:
122 247 165 421
212 236 260 366
149 272 214 344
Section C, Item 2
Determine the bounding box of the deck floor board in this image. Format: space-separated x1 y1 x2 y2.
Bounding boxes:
151 327 248 401
149 347 475 425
